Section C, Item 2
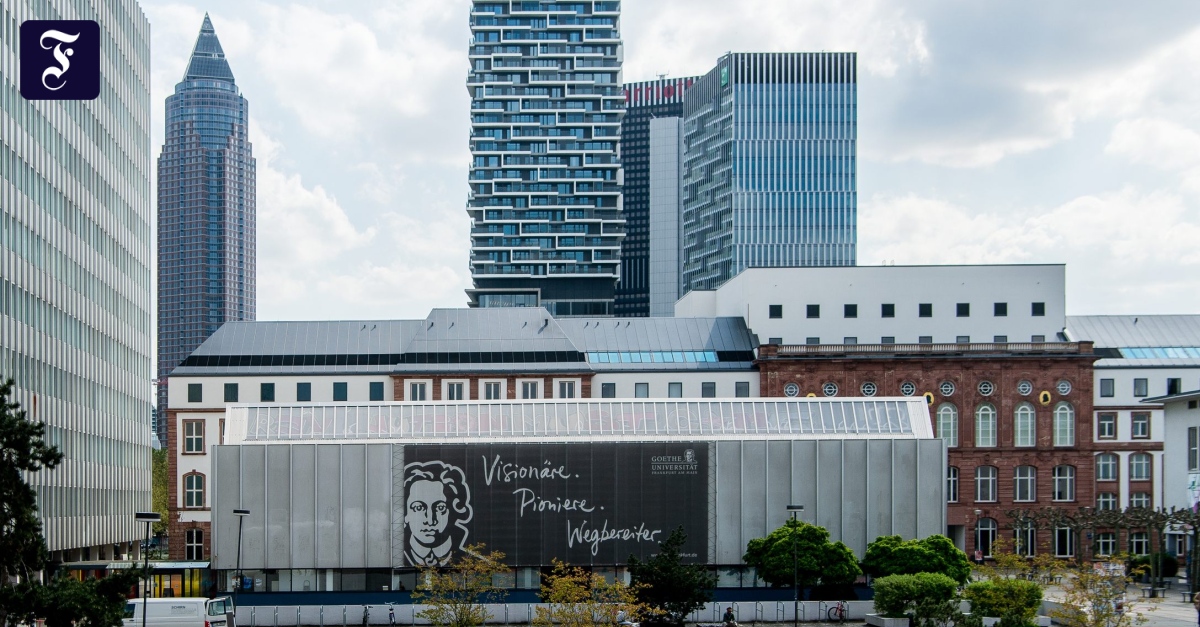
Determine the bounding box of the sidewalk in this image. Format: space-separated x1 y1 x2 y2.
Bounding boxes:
1041 582 1199 627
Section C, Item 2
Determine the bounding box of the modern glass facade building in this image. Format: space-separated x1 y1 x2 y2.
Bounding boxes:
681 53 857 295
1 0 154 558
157 15 256 428
466 0 625 317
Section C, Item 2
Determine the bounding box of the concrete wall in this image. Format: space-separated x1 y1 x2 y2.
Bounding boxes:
648 117 682 317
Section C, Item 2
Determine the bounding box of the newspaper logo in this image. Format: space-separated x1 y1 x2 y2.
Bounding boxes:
20 20 101 100
650 449 699 476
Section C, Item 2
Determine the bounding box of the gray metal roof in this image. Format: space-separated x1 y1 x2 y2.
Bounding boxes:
189 320 422 356
561 316 755 352
403 308 579 354
1066 315 1200 367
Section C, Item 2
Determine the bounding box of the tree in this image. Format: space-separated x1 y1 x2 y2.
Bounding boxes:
1049 557 1155 627
534 560 653 627
861 534 971 585
742 519 861 588
412 544 509 627
152 448 168 538
628 526 716 626
871 572 962 626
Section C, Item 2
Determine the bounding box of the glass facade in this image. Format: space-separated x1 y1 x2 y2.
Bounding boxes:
681 53 857 295
157 15 256 422
466 1 625 317
1 0 153 555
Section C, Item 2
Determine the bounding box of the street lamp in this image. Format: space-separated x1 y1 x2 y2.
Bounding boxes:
135 512 161 627
786 505 804 627
233 509 250 611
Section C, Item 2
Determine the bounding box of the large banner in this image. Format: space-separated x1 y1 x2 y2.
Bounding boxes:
392 442 708 567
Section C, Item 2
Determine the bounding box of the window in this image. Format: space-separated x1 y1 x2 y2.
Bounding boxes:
1031 335 1045 342
1169 378 1182 395
1055 527 1074 557
184 473 205 508
521 381 539 399
735 382 750 398
600 383 616 398
1057 380 1072 395
861 382 878 396
806 304 820 318
1095 532 1116 556
956 336 970 344
188 383 202 403
1053 402 1075 446
185 529 204 561
994 302 1008 316
843 337 857 345
1097 413 1116 439
1032 302 1046 316
409 382 427 401
768 304 783 319
768 337 783 345
668 383 683 398
937 404 959 448
1052 466 1075 501
993 335 1007 343
485 382 503 400
881 336 895 344
1133 378 1148 397
701 382 716 398
183 420 205 453
1014 524 1036 556
1014 403 1036 447
1129 532 1149 555
918 336 933 344
900 381 917 396
369 382 384 401
1017 380 1033 396
333 382 348 402
1099 379 1114 398
297 382 312 402
1097 492 1117 511
634 383 649 398
975 466 997 502
823 382 839 397
976 518 998 557
844 304 857 318
881 303 895 318
1014 466 1037 502
224 383 238 403
957 303 970 317
260 383 275 402
806 337 820 345
940 381 956 396
1096 454 1117 481
1190 427 1199 471
1129 453 1151 480
447 382 465 401
919 303 932 317
558 381 576 399
1131 412 1150 438
947 467 959 503
1130 492 1151 509
976 404 997 447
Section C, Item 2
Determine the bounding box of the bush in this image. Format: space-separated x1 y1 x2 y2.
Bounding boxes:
872 572 958 619
863 534 972 585
1129 553 1178 579
963 579 1042 620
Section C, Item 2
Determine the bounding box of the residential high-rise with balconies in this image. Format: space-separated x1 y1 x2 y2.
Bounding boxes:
466 0 625 317
157 15 256 430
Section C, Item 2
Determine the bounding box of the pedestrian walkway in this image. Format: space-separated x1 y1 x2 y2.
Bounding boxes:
1041 581 1198 627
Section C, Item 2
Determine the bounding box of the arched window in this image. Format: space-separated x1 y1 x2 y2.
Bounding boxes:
976 517 998 558
937 404 959 447
1130 453 1152 481
1096 492 1117 510
975 466 997 502
1052 465 1075 501
1053 402 1075 446
1013 402 1036 447
975 404 997 447
1096 454 1118 481
184 472 205 508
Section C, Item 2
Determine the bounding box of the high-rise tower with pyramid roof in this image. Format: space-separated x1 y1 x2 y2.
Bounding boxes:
157 15 256 456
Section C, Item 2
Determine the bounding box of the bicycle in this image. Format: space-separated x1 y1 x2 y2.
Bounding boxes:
826 600 847 623
388 603 397 627
362 605 371 626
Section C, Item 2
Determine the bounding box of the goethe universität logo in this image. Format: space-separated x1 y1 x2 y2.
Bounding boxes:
20 20 101 101
401 461 473 567
650 448 699 476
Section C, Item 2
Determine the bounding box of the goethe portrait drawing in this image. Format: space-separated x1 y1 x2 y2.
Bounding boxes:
401 460 473 567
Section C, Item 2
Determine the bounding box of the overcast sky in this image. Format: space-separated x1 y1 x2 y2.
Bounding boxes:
141 0 1200 321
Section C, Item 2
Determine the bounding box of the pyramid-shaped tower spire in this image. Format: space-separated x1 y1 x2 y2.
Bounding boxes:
184 13 235 82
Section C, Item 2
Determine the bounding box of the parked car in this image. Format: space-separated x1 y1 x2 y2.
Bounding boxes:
123 597 235 627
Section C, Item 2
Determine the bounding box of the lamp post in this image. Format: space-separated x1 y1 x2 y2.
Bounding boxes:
135 512 161 627
233 509 250 611
786 505 804 627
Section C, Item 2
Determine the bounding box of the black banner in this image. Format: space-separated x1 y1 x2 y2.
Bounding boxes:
395 442 708 567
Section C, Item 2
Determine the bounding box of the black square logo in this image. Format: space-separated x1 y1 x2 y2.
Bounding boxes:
20 20 101 101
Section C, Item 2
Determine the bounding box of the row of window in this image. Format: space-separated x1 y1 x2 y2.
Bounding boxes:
974 521 1151 558
187 381 386 403
1096 412 1151 439
947 465 1076 503
769 301 1047 320
1099 377 1187 398
1094 453 1153 481
937 402 1076 448
779 335 1050 345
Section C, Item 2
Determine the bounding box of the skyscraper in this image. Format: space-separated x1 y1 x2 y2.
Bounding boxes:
466 1 625 317
680 53 857 295
157 15 256 427
2 0 154 559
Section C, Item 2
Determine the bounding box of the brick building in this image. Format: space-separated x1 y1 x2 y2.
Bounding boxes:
756 340 1099 558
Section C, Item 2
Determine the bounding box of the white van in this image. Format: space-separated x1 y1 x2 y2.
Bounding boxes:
123 597 236 627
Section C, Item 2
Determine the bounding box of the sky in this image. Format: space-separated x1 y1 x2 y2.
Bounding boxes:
141 0 1200 321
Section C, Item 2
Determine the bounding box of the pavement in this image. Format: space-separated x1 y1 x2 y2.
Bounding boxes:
1041 582 1199 627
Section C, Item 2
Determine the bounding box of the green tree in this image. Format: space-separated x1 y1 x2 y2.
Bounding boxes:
628 526 716 626
1049 557 1155 627
862 534 971 585
152 448 168 537
534 560 654 627
872 572 962 626
412 544 509 627
742 519 861 588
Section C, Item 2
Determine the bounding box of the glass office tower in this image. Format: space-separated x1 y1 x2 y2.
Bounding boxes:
681 53 857 295
1 0 153 559
466 1 625 317
157 15 256 424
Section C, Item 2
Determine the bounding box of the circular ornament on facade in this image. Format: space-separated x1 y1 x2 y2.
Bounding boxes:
1057 380 1072 395
978 380 995 396
861 382 878 397
783 382 800 397
900 381 917 396
939 381 956 396
823 382 839 397
1017 380 1033 396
